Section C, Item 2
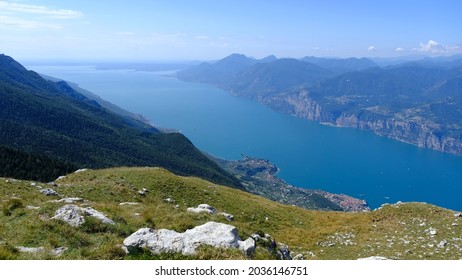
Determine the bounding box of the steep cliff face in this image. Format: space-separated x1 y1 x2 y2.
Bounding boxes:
258 91 462 155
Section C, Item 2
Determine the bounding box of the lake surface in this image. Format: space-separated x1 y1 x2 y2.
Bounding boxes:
28 65 462 210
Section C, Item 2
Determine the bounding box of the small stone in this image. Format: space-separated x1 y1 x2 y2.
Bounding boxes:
454 213 462 218
119 202 139 206
16 246 44 254
358 256 389 260
219 212 234 221
40 188 58 196
251 234 261 241
293 254 305 260
438 240 448 248
163 198 175 203
51 247 68 256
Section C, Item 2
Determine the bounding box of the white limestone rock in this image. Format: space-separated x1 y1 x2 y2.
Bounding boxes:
358 256 389 260
51 204 114 227
50 197 84 204
51 247 68 256
124 221 253 256
219 212 234 221
238 237 256 257
187 204 217 214
119 202 139 206
40 188 59 196
16 246 45 254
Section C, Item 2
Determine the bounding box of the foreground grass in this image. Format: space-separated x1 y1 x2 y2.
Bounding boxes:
1 167 461 260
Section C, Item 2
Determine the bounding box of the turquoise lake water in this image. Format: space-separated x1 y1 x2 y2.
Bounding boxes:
28 65 462 210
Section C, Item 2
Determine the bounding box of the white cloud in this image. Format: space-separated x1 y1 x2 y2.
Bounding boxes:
368 46 376 52
418 40 446 53
0 1 82 19
416 40 462 54
0 15 60 29
395 47 405 52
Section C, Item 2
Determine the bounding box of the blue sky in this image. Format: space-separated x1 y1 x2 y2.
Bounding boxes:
1 0 461 61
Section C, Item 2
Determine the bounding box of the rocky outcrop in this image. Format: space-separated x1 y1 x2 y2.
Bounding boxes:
187 204 235 221
39 188 59 196
51 204 114 227
123 221 255 256
358 256 389 260
187 204 217 214
50 197 84 204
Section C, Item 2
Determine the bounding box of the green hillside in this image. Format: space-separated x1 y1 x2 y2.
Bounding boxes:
1 167 461 260
0 54 240 187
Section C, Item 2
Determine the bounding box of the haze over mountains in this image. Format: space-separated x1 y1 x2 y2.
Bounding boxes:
178 54 462 155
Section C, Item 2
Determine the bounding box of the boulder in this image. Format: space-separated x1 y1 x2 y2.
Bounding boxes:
16 246 44 253
219 212 234 221
187 204 217 214
50 197 84 204
276 243 292 260
358 256 389 260
124 221 253 256
238 237 256 257
40 188 58 196
51 204 114 227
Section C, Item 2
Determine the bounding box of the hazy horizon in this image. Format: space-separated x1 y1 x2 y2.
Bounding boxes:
1 0 461 62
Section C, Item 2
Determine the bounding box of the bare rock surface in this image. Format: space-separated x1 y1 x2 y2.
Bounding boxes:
51 204 114 227
123 221 254 256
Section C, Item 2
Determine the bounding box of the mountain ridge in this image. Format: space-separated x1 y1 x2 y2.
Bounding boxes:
0 54 241 188
178 54 462 155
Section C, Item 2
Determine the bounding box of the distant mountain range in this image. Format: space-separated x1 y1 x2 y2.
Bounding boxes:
0 54 241 188
178 54 462 155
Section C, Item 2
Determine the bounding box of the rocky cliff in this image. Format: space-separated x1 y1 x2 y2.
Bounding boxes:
178 54 462 156
257 90 462 155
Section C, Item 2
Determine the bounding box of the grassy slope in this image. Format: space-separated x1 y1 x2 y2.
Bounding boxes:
1 167 461 260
